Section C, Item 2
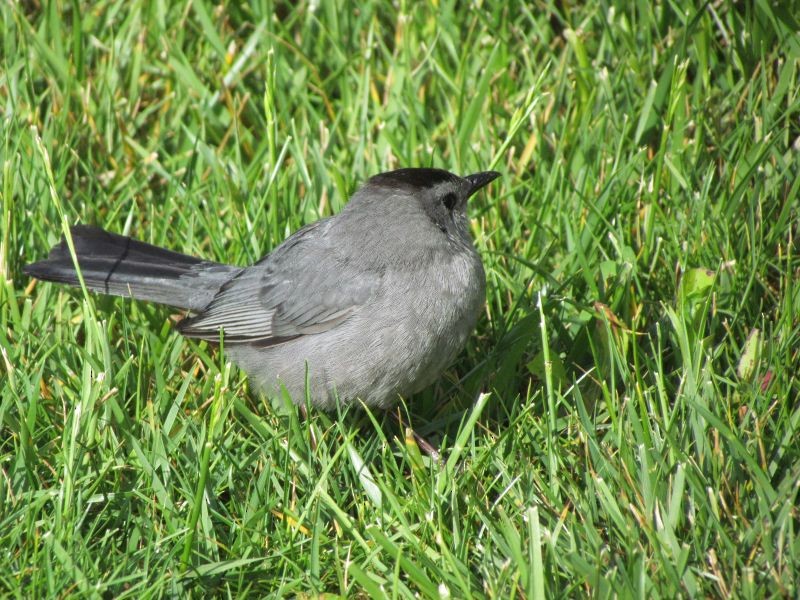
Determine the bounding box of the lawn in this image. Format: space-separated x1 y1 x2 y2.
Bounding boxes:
1 1 798 597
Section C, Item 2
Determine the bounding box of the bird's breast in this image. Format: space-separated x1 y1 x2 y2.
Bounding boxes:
364 246 483 392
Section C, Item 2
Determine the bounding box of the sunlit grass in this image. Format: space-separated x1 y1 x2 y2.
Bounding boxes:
2 1 798 596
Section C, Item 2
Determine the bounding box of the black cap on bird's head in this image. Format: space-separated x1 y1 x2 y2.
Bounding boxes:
360 167 500 241
368 168 499 199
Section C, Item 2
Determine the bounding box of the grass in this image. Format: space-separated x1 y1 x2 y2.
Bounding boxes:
1 0 799 596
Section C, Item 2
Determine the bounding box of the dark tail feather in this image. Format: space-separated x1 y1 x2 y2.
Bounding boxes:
23 225 241 311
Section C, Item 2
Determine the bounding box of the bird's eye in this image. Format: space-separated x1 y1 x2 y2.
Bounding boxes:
442 192 458 210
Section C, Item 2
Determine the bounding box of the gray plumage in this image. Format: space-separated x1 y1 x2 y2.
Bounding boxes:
24 168 499 409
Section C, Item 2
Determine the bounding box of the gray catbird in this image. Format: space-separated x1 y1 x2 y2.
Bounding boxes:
24 168 499 409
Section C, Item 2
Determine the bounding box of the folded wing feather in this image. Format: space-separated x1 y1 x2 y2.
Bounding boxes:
178 218 382 346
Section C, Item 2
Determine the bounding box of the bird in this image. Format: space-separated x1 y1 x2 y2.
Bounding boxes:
24 168 500 409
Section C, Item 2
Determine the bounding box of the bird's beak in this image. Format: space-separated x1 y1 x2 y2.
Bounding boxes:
464 171 501 198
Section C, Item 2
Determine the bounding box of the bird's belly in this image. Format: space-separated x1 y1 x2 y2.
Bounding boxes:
229 251 484 409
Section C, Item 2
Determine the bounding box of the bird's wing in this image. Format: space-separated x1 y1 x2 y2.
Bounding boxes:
177 218 382 346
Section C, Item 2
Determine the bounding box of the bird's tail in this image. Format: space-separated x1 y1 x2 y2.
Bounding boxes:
23 225 241 311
